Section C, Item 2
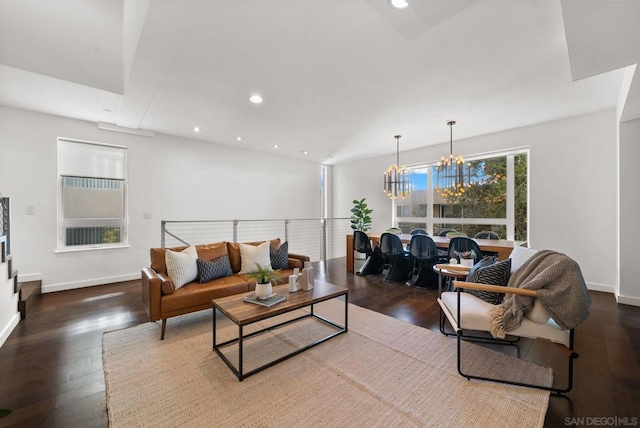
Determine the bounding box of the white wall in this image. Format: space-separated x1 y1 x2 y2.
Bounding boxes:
619 118 640 305
0 106 321 296
334 110 619 294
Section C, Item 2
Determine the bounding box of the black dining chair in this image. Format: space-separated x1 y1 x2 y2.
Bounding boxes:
409 228 428 236
447 237 483 264
474 231 500 240
380 232 411 283
353 231 383 276
408 234 448 288
353 231 372 259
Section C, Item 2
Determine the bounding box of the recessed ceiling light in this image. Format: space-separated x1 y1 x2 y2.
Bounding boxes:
273 144 279 149
249 94 263 104
301 151 309 155
390 0 409 9
193 126 200 133
236 136 242 141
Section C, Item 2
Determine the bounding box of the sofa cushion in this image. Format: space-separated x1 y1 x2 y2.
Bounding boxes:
239 241 271 273
196 242 227 261
227 239 281 273
161 275 250 314
270 241 289 270
165 246 198 289
197 254 233 283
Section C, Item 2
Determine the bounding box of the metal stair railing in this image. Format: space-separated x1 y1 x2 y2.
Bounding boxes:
161 218 352 262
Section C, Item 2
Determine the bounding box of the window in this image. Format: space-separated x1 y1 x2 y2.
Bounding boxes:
57 139 128 250
397 151 528 241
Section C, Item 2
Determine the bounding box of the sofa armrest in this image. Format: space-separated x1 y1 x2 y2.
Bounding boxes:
142 267 163 322
157 272 175 295
288 252 310 269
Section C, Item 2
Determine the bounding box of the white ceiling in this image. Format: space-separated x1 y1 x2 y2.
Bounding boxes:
0 0 638 165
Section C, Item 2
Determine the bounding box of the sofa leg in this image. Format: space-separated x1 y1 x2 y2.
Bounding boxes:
161 319 167 340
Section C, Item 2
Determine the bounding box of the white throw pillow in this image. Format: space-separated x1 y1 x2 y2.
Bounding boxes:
524 299 551 324
239 241 271 273
165 245 198 289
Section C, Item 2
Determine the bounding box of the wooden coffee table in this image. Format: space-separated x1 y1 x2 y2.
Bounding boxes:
212 281 348 381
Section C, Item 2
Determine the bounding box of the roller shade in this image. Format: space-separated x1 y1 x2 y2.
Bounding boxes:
58 139 126 180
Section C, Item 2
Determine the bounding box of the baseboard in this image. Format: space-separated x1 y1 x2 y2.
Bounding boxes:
17 273 42 283
586 282 615 294
0 313 20 349
42 273 140 293
616 294 640 307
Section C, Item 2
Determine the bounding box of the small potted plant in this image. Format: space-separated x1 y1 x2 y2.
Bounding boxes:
457 250 476 267
246 263 281 298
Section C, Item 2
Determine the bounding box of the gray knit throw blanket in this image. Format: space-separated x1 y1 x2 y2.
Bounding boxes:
489 250 590 339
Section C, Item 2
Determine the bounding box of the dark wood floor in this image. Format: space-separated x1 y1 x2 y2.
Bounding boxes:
0 258 638 427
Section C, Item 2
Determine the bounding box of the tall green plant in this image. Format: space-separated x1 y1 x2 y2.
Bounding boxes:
350 198 373 232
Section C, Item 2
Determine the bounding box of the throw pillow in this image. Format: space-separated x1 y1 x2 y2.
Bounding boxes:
270 241 289 270
239 241 271 273
451 256 495 292
228 239 281 273
197 254 233 283
465 256 496 278
165 245 198 289
465 258 512 304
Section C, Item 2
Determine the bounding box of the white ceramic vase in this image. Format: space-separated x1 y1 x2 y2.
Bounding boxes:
255 282 273 299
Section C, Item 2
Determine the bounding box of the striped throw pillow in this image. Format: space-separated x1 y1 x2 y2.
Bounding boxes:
465 258 512 304
165 245 198 289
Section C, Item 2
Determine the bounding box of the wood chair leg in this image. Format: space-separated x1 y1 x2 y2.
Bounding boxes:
161 319 167 340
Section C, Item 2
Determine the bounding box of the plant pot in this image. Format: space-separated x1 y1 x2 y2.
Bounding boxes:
255 282 273 299
460 258 474 267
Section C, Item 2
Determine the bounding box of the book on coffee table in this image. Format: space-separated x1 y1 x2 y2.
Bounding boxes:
243 293 286 307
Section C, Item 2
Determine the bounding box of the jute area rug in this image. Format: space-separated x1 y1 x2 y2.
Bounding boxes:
103 299 552 427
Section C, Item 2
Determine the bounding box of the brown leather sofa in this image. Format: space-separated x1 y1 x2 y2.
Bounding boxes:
141 238 309 339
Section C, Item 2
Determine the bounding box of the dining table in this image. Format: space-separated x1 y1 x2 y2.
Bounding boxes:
346 232 526 273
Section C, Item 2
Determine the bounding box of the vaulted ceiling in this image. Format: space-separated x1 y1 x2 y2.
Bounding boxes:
0 0 638 164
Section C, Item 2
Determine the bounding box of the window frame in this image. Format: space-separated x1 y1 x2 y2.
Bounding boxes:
56 138 129 252
396 149 528 241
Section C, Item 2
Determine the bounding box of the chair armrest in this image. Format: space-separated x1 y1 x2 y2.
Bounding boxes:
452 280 538 297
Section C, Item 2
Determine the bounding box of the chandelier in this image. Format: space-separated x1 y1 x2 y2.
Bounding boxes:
383 135 412 199
435 121 471 198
